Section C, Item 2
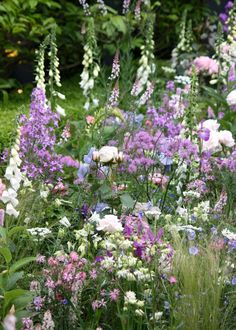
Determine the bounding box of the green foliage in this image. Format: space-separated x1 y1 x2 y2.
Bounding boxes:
172 238 224 330
0 227 35 322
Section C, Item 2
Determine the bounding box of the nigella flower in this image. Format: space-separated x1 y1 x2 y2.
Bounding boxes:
159 153 173 166
189 246 199 255
187 229 196 241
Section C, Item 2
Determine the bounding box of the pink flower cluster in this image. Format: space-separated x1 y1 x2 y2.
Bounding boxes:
193 56 219 75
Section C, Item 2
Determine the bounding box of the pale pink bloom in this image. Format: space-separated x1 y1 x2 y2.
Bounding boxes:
47 257 58 266
3 313 16 330
0 179 6 197
86 115 95 124
169 276 177 284
89 269 97 279
109 288 120 301
150 173 168 189
70 251 79 262
193 56 219 75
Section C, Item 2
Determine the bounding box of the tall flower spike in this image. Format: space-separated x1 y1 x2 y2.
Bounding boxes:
19 88 63 182
0 128 22 218
108 80 119 108
97 0 107 15
109 50 120 80
139 82 155 106
35 37 49 91
80 18 100 109
79 0 91 16
134 0 142 20
133 14 156 96
122 0 131 14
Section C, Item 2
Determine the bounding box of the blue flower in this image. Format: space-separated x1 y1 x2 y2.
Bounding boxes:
159 153 173 166
232 277 236 286
83 147 96 164
187 229 196 241
189 246 199 255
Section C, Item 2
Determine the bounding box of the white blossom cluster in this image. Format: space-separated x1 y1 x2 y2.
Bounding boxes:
27 227 52 238
222 228 236 241
0 128 22 218
124 291 145 316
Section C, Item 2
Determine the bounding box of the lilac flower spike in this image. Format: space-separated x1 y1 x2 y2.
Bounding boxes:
20 88 63 182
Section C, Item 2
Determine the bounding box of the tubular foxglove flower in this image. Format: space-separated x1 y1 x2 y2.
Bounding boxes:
108 81 119 108
109 51 120 80
97 0 107 15
78 0 91 16
122 0 131 14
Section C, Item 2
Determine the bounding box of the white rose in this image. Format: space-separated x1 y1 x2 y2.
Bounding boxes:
202 130 221 153
226 90 236 106
202 119 220 132
98 146 118 163
97 214 123 233
218 130 235 147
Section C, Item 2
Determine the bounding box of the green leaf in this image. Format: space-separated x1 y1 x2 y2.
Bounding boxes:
0 227 7 240
120 193 135 209
9 257 35 273
8 226 26 238
0 247 12 264
5 271 24 290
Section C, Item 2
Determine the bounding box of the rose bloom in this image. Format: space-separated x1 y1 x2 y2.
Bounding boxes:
97 146 119 163
150 173 168 189
97 214 123 233
226 90 236 106
86 115 95 124
202 130 221 153
202 119 220 132
218 130 235 147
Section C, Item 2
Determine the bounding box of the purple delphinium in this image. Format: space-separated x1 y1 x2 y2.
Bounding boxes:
20 88 63 182
232 277 236 285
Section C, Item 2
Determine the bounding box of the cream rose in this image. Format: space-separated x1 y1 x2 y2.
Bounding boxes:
97 146 119 163
218 130 235 147
97 214 123 233
202 130 221 153
226 90 236 106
